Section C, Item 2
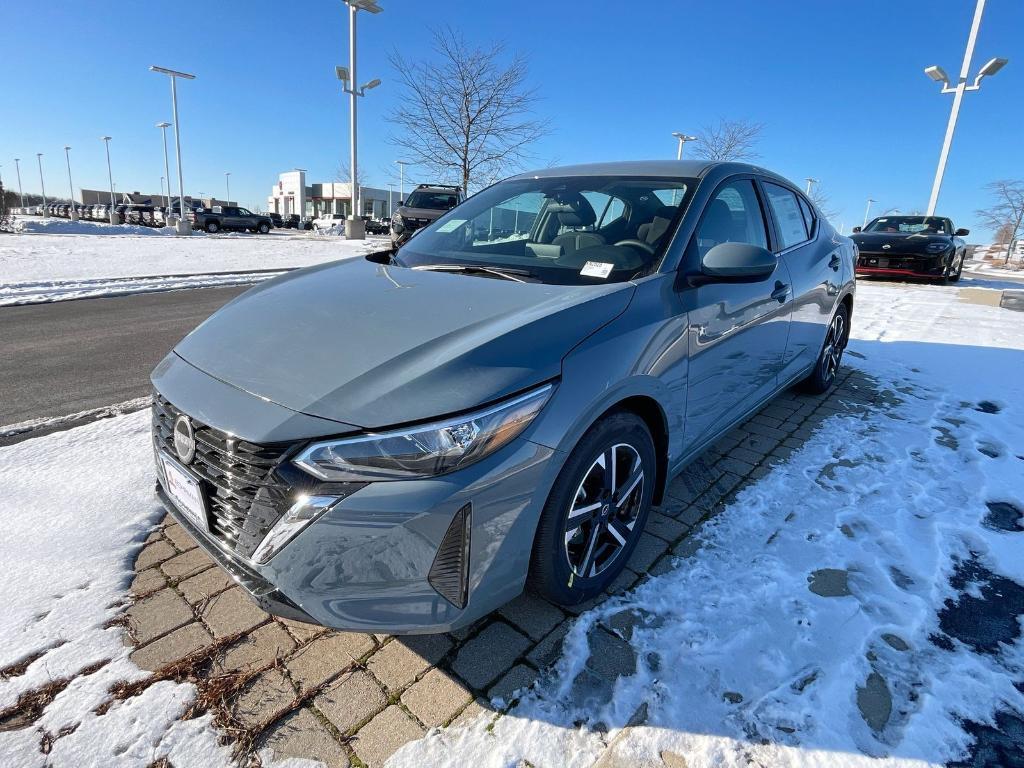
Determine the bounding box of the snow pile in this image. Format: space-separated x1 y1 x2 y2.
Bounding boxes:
12 218 179 237
391 281 1024 768
0 412 232 767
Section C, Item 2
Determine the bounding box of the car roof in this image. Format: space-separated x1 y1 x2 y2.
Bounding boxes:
508 160 791 185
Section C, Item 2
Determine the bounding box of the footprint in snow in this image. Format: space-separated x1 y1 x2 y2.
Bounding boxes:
982 501 1024 533
975 400 1002 414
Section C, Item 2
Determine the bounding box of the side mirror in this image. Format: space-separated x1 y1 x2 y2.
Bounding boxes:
851 226 862 233
955 228 969 236
699 242 777 282
397 200 404 207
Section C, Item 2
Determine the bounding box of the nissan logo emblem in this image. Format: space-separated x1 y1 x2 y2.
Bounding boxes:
173 415 196 464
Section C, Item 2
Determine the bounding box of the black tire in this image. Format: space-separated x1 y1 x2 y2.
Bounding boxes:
205 221 219 234
948 253 964 283
800 302 849 394
528 412 656 606
258 222 270 234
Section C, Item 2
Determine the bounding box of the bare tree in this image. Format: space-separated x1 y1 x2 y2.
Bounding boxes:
334 160 368 191
693 119 765 162
975 180 1024 263
387 27 549 194
807 183 839 222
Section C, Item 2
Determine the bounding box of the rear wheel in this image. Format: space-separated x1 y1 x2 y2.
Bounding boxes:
800 303 849 394
528 412 655 605
205 220 219 234
258 222 270 234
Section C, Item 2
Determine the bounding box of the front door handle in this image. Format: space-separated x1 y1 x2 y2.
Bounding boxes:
829 253 841 271
771 281 790 303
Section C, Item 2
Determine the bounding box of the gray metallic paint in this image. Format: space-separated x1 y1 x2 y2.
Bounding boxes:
151 161 856 633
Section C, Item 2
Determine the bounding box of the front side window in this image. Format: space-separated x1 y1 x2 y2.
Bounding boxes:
762 182 808 250
864 216 951 235
397 175 694 286
694 180 768 257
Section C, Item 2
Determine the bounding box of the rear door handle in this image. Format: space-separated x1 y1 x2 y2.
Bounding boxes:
829 253 841 271
771 281 790 303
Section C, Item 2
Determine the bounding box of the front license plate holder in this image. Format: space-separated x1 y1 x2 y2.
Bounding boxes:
159 451 209 533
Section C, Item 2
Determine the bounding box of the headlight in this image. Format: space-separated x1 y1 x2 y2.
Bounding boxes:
293 384 554 481
926 242 951 252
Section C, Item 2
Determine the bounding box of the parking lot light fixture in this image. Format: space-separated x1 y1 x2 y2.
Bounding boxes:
671 132 697 160
156 122 173 213
101 137 120 224
63 146 78 221
339 0 383 240
14 158 25 208
225 172 231 204
395 160 409 201
922 0 1007 215
863 197 876 229
149 65 196 235
36 153 47 218
805 177 818 195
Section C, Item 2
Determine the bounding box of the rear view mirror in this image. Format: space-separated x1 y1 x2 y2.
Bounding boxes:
699 242 777 282
852 226 862 233
955 228 969 236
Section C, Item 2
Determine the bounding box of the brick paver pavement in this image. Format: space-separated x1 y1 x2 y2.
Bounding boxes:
123 369 884 765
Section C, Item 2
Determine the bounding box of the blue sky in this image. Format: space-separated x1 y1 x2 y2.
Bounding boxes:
2 0 1020 238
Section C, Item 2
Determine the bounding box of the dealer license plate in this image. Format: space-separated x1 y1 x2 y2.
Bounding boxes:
159 452 208 533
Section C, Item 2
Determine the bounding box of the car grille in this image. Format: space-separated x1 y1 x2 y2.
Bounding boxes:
152 394 293 559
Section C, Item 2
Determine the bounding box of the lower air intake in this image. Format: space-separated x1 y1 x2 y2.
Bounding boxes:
428 503 471 609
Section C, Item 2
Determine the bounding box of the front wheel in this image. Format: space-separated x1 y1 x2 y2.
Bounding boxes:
205 221 219 234
800 303 849 394
528 412 656 606
948 253 965 283
258 222 270 234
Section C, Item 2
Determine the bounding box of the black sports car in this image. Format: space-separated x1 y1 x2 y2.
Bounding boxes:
853 215 968 283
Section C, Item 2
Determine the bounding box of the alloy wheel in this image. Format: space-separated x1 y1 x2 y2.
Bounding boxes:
564 443 645 578
822 311 846 383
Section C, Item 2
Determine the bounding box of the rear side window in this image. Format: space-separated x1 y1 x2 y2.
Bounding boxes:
763 182 808 250
798 196 816 237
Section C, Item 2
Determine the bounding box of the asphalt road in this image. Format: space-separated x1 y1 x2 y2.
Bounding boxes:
0 286 248 427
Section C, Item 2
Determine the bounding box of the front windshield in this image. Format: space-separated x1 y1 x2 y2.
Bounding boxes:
865 216 950 235
396 175 694 285
405 190 459 210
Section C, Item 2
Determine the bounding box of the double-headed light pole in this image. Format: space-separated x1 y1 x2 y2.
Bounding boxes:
337 0 382 240
36 153 47 218
156 122 173 211
14 158 25 208
63 146 78 220
671 132 697 160
101 136 119 223
922 0 1007 216
150 65 196 235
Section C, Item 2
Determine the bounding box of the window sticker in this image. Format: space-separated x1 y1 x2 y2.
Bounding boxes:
580 261 614 279
436 218 467 233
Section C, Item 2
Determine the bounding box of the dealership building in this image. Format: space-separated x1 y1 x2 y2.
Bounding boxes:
266 170 392 220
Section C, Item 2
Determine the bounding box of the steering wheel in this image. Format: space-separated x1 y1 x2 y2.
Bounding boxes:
614 239 656 256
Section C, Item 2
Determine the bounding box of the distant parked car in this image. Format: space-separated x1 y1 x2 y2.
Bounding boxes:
852 215 969 283
390 183 465 248
312 213 346 232
190 206 273 234
266 212 283 228
365 218 389 235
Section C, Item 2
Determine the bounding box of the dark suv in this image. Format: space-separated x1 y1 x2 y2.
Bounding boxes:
390 184 464 248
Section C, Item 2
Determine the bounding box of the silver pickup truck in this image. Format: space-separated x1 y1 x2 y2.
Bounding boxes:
190 206 273 234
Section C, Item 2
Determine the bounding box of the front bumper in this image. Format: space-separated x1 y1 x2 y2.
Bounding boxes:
856 252 949 278
151 354 562 634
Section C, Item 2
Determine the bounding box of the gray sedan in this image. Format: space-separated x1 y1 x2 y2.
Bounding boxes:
150 160 855 633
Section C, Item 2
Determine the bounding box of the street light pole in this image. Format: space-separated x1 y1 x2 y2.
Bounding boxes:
14 158 25 208
805 177 818 195
64 146 78 220
338 0 382 240
156 122 173 213
36 153 48 218
387 182 393 216
101 137 119 223
225 172 231 204
863 198 876 229
395 160 408 201
150 66 196 234
671 132 697 160
923 0 1007 215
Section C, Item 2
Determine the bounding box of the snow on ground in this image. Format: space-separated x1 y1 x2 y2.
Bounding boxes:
13 218 179 237
0 412 231 767
0 225 388 303
390 281 1024 768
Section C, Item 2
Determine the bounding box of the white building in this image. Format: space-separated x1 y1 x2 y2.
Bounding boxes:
266 170 392 219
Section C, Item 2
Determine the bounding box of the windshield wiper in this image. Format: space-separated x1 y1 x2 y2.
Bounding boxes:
411 264 540 283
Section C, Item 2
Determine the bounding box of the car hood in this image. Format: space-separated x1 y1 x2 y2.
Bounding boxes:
397 206 448 221
174 258 634 429
852 232 953 254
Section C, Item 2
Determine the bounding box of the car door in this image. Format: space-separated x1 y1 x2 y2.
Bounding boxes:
683 178 793 451
760 181 840 382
